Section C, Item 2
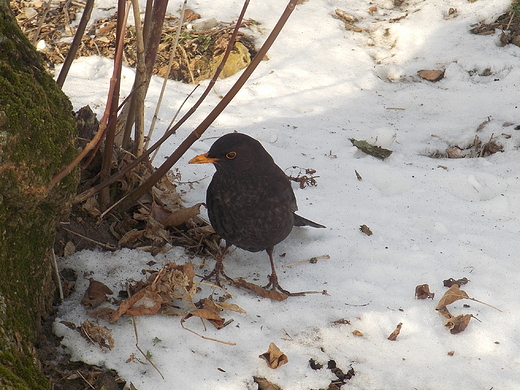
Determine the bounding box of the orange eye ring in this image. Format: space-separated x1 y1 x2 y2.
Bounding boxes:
226 151 237 160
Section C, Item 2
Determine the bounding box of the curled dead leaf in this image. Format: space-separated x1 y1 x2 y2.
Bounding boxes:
387 322 403 341
81 280 113 309
360 224 373 236
415 284 435 299
352 330 364 337
443 277 469 287
109 287 159 322
259 342 289 369
61 320 114 351
253 376 282 390
444 314 472 334
151 201 203 227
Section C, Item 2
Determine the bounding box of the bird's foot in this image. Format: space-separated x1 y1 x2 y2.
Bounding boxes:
263 274 306 297
203 264 234 287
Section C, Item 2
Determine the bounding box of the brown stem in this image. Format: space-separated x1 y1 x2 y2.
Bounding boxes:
99 0 130 209
56 0 95 88
49 1 130 190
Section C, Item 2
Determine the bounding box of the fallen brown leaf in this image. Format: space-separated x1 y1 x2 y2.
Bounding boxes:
388 322 403 341
435 284 469 310
417 69 445 82
443 277 469 287
81 279 113 309
234 278 289 301
253 376 283 390
61 320 114 350
259 343 289 369
444 314 472 334
183 308 225 329
109 288 150 322
87 306 115 321
415 284 435 299
125 289 163 316
352 330 364 337
151 201 203 227
360 224 373 236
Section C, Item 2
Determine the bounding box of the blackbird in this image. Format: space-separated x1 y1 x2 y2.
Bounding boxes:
189 133 325 295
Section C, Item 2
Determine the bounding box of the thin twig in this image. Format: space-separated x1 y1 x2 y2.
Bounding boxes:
76 370 95 389
150 84 200 163
31 0 52 44
133 317 164 379
49 2 131 189
145 0 188 152
282 255 330 268
61 227 117 250
57 0 95 88
180 318 236 345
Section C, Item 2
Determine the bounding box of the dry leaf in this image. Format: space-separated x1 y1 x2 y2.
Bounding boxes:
360 224 373 236
445 314 472 334
81 280 113 309
447 350 455 356
63 241 75 257
253 376 283 390
214 301 247 314
118 228 144 246
435 284 470 310
150 201 203 227
415 284 435 299
61 320 114 350
259 343 289 369
81 196 101 217
182 308 225 329
352 330 364 337
387 322 403 341
417 69 445 82
109 288 149 322
87 306 115 321
233 278 289 301
443 277 469 287
126 289 163 316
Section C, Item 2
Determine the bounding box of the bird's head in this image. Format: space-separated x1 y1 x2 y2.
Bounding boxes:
189 133 274 174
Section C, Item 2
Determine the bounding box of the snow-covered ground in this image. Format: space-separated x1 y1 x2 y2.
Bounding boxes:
55 0 520 388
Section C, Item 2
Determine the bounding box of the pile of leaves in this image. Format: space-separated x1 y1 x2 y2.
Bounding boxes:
10 0 258 83
416 277 501 335
470 10 520 47
55 105 221 260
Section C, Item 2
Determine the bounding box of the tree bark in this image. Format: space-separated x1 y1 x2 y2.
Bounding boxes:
0 1 78 388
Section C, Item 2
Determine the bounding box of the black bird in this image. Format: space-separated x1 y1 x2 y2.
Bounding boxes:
189 133 324 295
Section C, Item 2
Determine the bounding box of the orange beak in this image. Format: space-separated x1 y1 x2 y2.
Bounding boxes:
188 153 219 164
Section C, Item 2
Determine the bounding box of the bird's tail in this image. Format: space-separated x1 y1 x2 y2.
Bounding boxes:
293 213 326 228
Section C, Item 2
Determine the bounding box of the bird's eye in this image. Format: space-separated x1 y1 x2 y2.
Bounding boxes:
226 151 236 160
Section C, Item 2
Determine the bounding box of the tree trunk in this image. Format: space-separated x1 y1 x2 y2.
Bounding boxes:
0 1 78 388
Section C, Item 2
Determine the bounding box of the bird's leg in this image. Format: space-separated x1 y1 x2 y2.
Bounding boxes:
262 247 294 295
204 242 234 285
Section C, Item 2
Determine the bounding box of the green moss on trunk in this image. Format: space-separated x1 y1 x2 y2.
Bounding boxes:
0 0 79 387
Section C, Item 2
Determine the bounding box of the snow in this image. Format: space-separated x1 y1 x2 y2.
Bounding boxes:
55 0 520 389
